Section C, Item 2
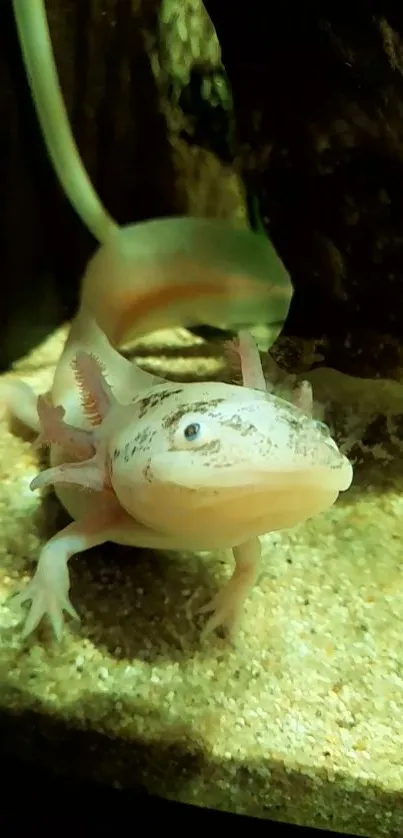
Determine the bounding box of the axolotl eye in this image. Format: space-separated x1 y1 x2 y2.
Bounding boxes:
183 422 201 441
172 415 213 449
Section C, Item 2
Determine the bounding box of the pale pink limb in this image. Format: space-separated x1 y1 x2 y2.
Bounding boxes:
198 537 262 638
11 496 128 639
71 350 115 428
34 394 94 459
224 330 266 390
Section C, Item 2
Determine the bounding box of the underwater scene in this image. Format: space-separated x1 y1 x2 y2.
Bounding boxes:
0 2 402 836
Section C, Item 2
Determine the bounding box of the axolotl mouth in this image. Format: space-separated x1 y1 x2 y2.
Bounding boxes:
152 449 353 493
130 451 351 548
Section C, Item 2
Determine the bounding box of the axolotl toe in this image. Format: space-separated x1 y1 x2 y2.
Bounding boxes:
7 342 352 640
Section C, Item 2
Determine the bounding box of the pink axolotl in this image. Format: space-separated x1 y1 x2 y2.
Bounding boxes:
1 265 353 640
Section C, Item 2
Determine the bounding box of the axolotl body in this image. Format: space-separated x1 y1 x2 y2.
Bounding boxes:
1 225 353 640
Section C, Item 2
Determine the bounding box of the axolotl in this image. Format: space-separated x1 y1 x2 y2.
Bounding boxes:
1 267 352 641
6 1 353 640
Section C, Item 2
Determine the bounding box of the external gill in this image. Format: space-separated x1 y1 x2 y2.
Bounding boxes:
71 350 115 427
225 330 313 417
224 330 267 390
31 351 116 495
34 395 94 460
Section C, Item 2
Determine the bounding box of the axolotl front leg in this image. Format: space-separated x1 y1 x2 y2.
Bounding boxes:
13 496 135 639
198 538 262 638
5 351 119 638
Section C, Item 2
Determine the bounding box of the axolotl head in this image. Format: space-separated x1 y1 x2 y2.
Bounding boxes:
105 381 353 550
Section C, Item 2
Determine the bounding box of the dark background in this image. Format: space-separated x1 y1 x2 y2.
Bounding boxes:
2 0 403 376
